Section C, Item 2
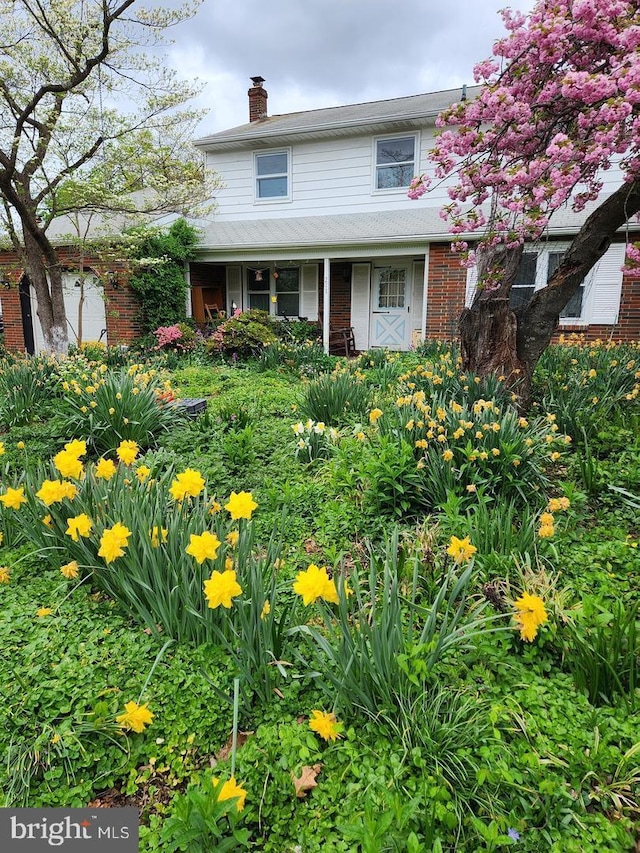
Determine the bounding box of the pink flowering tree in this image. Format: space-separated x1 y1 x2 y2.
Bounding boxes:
410 0 640 403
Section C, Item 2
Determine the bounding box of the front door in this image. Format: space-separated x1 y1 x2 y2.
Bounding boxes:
370 266 410 349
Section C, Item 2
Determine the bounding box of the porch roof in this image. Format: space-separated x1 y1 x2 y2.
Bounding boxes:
194 199 621 257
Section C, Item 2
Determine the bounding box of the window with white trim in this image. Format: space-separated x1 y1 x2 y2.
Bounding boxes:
246 266 300 317
255 151 289 200
374 135 416 190
508 246 587 320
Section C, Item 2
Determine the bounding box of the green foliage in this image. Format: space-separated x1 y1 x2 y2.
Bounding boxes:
294 531 502 718
59 367 178 454
565 600 637 709
300 367 371 425
159 777 250 852
0 357 59 427
206 310 278 359
127 220 199 335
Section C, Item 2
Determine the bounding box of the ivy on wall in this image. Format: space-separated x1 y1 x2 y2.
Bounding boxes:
127 218 199 335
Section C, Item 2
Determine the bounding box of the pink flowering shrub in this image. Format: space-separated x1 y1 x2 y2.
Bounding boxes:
153 323 196 351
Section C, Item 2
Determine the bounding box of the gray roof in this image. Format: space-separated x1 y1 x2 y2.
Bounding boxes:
195 86 481 150
195 198 621 257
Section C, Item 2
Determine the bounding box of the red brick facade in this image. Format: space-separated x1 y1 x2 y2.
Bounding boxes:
0 247 140 352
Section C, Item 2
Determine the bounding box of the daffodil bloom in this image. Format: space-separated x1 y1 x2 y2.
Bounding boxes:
0 566 9 584
98 522 131 563
116 701 154 733
135 465 151 483
42 515 52 527
117 440 139 466
60 561 79 579
0 442 4 455
16 441 25 450
169 468 205 501
225 491 258 520
150 527 168 548
212 776 247 811
203 569 242 609
95 458 117 480
186 531 221 564
0 487 27 510
293 564 339 606
369 408 383 423
443 449 454 462
36 479 74 506
64 439 87 458
309 709 343 742
65 513 93 541
513 592 548 642
53 450 84 480
446 535 477 564
226 530 239 547
260 600 271 619
36 607 53 618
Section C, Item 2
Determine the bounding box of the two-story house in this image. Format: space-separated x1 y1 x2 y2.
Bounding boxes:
188 77 640 351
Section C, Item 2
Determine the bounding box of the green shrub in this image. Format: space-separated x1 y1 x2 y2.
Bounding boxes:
59 366 178 455
300 367 371 425
206 311 277 360
0 357 58 427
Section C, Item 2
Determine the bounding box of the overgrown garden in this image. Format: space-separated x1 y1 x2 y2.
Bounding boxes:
0 331 638 852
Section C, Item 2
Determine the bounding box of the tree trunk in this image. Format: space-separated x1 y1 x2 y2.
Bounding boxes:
23 227 69 354
460 178 640 409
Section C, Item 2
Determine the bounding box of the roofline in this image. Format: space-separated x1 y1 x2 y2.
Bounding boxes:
194 106 445 149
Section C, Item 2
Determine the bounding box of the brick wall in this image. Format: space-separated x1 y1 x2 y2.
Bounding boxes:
425 243 467 339
0 248 140 351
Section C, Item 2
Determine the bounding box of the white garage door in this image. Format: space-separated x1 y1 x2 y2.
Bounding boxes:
31 273 107 353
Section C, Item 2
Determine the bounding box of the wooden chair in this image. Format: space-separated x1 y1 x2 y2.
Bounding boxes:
329 326 357 356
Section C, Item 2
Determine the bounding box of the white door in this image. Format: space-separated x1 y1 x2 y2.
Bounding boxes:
370 266 410 349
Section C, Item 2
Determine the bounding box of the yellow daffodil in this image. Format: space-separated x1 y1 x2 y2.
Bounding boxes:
65 513 93 541
169 469 205 501
95 458 117 480
36 607 53 618
116 701 154 733
369 408 383 423
116 440 139 466
150 526 168 548
293 564 339 606
212 776 247 811
64 439 87 458
225 491 258 520
513 592 548 642
53 450 84 480
203 569 242 609
0 566 10 584
260 600 271 619
446 535 477 564
60 561 79 579
309 709 343 742
226 530 239 547
135 465 151 483
186 531 221 564
98 522 131 563
0 486 27 510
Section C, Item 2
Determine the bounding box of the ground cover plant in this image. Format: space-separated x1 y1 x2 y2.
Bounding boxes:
0 338 638 851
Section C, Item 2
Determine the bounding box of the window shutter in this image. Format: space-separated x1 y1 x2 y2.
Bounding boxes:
350 263 371 351
465 265 477 307
226 265 243 312
300 264 318 320
588 243 625 324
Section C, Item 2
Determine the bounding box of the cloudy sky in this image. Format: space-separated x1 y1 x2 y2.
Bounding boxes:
164 0 537 137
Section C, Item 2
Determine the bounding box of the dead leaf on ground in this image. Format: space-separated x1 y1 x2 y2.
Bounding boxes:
213 730 253 764
292 763 323 798
304 539 319 554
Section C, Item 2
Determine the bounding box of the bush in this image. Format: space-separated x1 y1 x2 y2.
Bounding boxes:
206 311 277 360
59 365 178 455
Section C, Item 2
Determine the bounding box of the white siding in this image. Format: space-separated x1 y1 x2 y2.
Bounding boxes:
226 265 243 312
588 243 625 324
206 128 454 221
350 263 371 351
300 264 318 320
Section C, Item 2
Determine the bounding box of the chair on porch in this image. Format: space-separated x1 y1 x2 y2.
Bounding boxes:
329 326 357 357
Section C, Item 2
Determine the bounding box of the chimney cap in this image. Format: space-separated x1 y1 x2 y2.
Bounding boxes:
250 76 265 87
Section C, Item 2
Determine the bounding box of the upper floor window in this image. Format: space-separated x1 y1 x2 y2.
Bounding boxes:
255 151 289 200
375 135 416 190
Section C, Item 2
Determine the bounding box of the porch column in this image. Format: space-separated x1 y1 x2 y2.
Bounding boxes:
322 257 331 354
421 248 429 342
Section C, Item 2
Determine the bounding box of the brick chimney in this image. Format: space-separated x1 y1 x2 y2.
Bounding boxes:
248 76 268 122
